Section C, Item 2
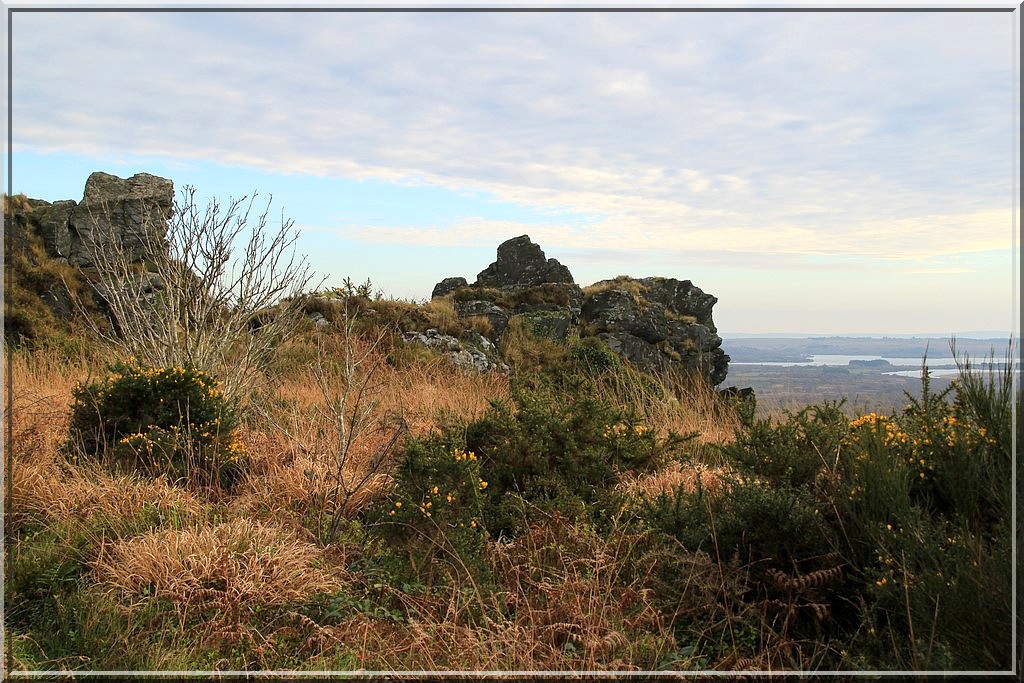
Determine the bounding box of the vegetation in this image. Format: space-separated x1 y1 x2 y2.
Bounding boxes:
5 191 1017 675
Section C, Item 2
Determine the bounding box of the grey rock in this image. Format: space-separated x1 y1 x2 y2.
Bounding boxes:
431 276 468 299
32 200 77 259
309 312 331 330
455 300 510 339
582 276 729 385
475 235 574 288
68 172 173 267
402 329 508 374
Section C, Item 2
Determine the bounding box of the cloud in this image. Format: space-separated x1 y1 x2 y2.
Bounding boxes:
11 10 1016 271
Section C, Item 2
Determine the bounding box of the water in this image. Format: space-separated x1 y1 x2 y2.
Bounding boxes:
732 355 959 368
884 367 1021 378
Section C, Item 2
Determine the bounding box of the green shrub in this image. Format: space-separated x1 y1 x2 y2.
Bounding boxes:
67 358 244 490
638 477 834 567
366 436 488 578
569 337 623 373
837 358 1015 669
718 401 847 489
465 380 684 537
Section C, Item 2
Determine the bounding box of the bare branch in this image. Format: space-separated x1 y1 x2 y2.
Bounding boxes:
83 185 322 403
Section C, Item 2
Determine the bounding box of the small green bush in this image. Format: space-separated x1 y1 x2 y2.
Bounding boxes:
638 477 834 567
465 380 684 537
366 436 488 578
718 401 847 489
570 337 623 373
67 358 244 489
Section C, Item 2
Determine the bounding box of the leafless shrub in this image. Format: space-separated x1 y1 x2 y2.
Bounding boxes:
309 304 407 543
81 186 319 402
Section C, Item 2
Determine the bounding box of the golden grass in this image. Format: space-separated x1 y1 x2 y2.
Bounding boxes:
619 460 735 500
11 458 204 532
235 337 508 521
94 518 341 605
581 275 649 301
593 367 740 446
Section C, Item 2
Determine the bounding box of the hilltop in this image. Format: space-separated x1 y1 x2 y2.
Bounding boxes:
4 173 1015 675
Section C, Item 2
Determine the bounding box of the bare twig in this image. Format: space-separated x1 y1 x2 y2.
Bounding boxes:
81 186 320 403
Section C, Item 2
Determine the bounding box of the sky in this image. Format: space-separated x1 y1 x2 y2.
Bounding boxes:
4 3 1020 337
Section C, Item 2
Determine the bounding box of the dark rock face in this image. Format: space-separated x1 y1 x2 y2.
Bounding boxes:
581 277 730 385
32 199 78 260
68 172 174 267
474 235 574 288
455 300 510 339
427 237 730 384
432 276 468 299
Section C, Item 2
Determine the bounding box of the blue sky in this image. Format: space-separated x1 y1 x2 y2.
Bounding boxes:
5 4 1019 336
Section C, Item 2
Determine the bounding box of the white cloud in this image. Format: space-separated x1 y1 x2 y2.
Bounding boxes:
11 10 1017 274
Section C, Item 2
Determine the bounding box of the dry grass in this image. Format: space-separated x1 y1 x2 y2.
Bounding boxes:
11 458 204 532
235 336 508 522
582 275 650 301
593 367 740 446
327 513 690 671
620 460 736 500
93 518 343 648
94 517 341 603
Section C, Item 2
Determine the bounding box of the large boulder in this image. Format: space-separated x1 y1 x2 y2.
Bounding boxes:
68 172 174 267
425 238 731 385
432 276 468 299
582 276 730 385
474 235 574 288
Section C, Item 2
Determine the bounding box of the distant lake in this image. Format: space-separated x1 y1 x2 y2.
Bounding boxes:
884 367 1021 378
732 354 959 368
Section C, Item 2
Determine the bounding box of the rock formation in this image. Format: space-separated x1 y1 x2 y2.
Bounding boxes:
429 235 731 385
14 171 173 268
69 172 174 267
473 235 574 288
581 277 729 386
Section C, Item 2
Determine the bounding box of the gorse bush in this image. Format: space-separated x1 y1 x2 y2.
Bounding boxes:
465 378 688 538
720 400 847 489
367 436 489 583
638 473 834 569
836 358 1015 670
68 358 244 489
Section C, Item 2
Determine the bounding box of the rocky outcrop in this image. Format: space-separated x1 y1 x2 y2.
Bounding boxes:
403 329 509 374
582 277 729 385
474 235 574 288
432 276 468 299
14 171 173 268
68 172 174 267
429 237 732 385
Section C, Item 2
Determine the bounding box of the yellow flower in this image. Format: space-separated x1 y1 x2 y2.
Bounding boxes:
432 486 439 494
394 501 402 508
479 480 488 489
